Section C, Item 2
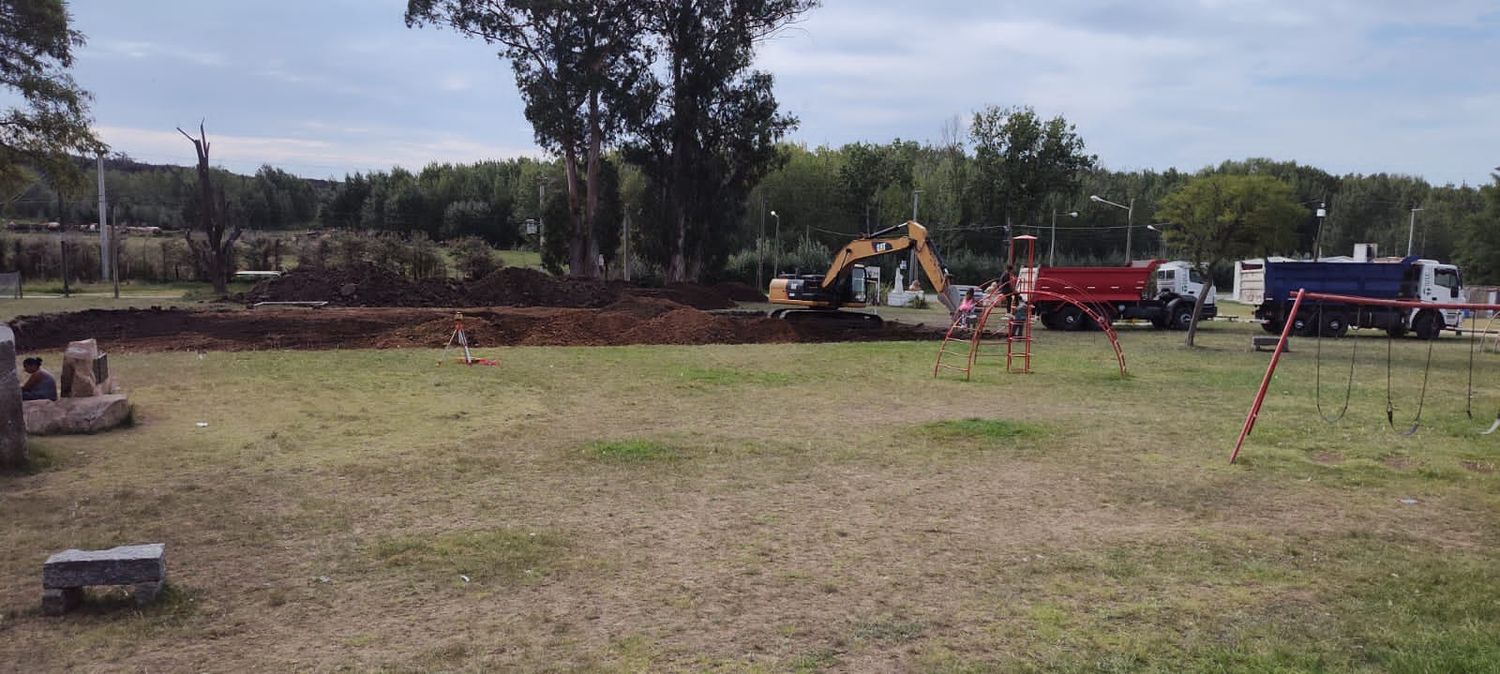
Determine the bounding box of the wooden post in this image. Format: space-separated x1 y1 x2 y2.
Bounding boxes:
60 239 69 297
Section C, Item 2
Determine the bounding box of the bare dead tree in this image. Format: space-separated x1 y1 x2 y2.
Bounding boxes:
177 122 241 295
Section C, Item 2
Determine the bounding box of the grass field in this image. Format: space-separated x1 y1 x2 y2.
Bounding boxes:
2 320 1498 671
0 281 258 321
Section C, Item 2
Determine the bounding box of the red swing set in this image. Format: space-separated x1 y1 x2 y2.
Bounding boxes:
1230 289 1500 463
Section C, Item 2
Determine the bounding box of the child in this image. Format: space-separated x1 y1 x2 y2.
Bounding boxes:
21 357 57 401
957 289 977 328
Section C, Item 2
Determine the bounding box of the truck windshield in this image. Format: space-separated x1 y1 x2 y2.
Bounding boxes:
1188 269 1204 284
1435 268 1460 290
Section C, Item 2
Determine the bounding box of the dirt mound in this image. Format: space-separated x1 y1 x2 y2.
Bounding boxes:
245 265 462 307
10 301 938 354
712 281 767 303
621 283 736 311
465 267 618 308
248 265 642 309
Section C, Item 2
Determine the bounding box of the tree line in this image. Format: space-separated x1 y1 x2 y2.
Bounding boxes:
5 0 1498 290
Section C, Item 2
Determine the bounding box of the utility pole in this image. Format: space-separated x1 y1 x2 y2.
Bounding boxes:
1124 198 1135 265
111 205 120 299
757 196 766 292
1311 201 1327 260
96 155 109 282
622 211 631 282
537 180 547 255
771 210 781 276
1406 206 1423 256
909 189 921 290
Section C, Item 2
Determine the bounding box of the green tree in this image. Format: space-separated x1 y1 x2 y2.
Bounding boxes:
407 0 650 278
628 0 813 282
969 106 1095 235
1157 173 1302 346
1455 176 1500 284
0 0 106 196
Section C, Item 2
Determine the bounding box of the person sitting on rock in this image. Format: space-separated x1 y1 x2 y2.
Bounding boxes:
21 357 57 402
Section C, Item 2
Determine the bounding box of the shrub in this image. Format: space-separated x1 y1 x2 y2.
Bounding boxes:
449 236 499 281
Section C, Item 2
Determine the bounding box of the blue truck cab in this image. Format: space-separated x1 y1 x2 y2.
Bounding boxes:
1253 257 1462 339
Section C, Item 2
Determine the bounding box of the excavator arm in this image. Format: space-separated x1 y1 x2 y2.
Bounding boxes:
818 221 960 315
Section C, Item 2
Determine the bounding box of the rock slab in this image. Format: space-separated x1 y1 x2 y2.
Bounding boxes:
0 326 25 467
23 394 131 435
42 543 166 615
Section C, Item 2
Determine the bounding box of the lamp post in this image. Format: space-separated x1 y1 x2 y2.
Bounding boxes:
1049 209 1078 266
909 189 922 290
757 196 766 291
1312 202 1327 260
1090 194 1134 264
1406 206 1423 256
770 210 781 276
1145 223 1172 259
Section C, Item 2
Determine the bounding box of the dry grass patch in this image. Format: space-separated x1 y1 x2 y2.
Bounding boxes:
370 527 568 585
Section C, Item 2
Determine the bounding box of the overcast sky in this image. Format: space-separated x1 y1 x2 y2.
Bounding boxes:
60 0 1499 185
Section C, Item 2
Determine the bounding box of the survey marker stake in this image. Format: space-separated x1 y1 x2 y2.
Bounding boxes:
440 311 499 367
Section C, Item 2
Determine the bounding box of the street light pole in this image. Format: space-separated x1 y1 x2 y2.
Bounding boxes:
770 210 781 276
909 189 922 290
1312 202 1327 260
1407 206 1423 257
1049 209 1078 267
1089 194 1134 265
758 196 766 291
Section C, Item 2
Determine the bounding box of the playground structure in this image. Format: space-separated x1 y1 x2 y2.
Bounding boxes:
1230 289 1500 463
934 236 1127 381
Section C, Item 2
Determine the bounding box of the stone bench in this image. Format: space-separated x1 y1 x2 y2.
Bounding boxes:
43 543 166 615
1252 335 1290 352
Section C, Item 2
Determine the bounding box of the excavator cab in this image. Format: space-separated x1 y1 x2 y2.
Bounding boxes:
770 265 868 308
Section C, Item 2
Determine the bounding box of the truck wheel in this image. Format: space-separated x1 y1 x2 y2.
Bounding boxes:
1261 321 1282 334
1150 315 1168 330
1291 313 1315 337
1058 305 1086 331
1412 311 1442 340
1386 323 1408 338
1321 311 1349 338
1040 309 1061 330
1170 304 1196 330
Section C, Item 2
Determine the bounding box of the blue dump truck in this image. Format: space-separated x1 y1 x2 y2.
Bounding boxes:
1253 257 1463 339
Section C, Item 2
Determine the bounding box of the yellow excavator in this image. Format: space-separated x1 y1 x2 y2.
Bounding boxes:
767 220 959 326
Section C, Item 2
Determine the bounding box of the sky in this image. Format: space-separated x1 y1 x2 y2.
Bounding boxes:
49 0 1500 185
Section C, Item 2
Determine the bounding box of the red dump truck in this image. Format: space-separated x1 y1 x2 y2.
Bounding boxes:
1029 260 1217 330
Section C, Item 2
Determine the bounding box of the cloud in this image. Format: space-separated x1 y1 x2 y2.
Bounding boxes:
759 0 1499 183
92 39 226 67
66 0 1500 185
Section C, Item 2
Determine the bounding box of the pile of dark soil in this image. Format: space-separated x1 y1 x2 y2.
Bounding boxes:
10 301 937 353
623 283 736 310
466 267 618 308
244 265 463 307
245 265 745 311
